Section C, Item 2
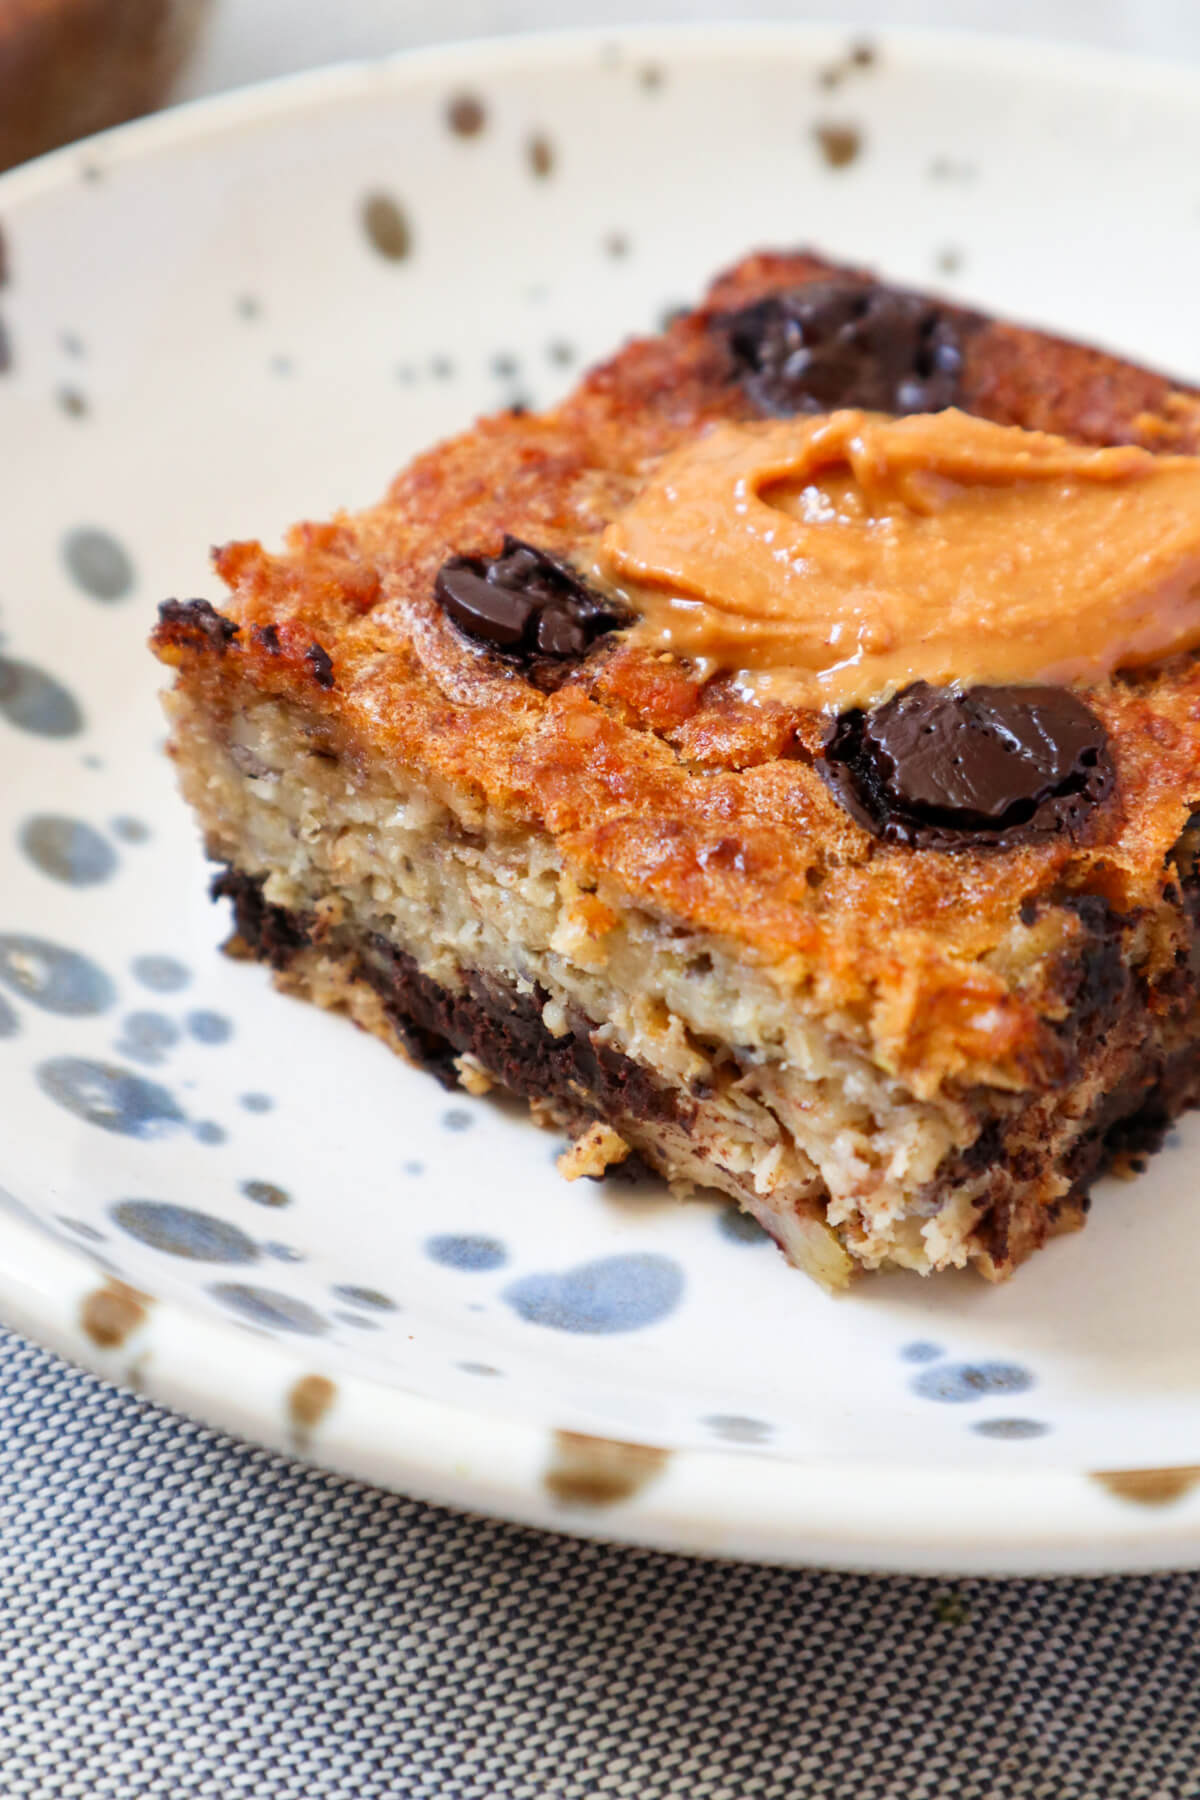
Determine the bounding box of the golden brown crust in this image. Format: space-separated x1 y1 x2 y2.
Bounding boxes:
152 249 1200 1092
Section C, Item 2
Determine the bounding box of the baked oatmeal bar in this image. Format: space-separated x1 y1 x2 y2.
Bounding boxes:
152 250 1200 1285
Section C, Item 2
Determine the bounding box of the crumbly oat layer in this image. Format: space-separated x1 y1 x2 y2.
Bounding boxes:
166 687 1200 1284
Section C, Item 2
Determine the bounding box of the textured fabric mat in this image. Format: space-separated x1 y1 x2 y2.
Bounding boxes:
2 1326 1198 1800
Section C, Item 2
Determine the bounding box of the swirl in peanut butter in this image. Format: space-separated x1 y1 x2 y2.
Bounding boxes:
596 409 1200 710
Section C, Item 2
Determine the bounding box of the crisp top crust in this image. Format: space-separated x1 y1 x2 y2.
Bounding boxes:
153 250 1200 1091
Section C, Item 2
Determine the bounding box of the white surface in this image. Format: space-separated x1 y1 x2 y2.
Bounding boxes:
2 25 1200 1571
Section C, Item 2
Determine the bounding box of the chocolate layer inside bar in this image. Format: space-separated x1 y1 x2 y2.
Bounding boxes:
214 862 1200 1272
214 865 689 1126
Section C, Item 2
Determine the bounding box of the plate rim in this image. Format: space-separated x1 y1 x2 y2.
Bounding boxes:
4 19 1200 1575
6 16 1200 208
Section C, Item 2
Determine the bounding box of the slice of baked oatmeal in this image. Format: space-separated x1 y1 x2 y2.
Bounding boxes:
152 249 1200 1285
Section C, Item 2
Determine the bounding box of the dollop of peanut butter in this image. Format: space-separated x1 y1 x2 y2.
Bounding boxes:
596 409 1200 710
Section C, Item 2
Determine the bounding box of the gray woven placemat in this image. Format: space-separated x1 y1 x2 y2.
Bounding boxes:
2 1326 1198 1800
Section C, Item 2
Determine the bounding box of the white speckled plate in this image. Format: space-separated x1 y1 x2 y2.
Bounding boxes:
3 25 1200 1575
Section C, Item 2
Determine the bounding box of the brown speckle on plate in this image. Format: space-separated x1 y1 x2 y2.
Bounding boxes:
1093 1467 1200 1506
57 385 87 418
935 246 964 275
543 1428 668 1508
813 123 863 169
447 92 486 137
638 64 664 91
604 231 630 259
527 133 554 178
362 192 412 261
288 1372 337 1445
80 1277 150 1349
818 40 879 89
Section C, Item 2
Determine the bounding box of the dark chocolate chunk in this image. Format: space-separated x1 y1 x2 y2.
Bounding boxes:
720 279 971 417
253 623 281 655
211 867 311 969
306 642 335 689
1058 894 1130 1036
157 599 239 655
434 536 630 664
820 682 1114 850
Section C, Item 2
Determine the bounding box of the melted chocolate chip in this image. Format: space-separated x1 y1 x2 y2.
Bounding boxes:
434 537 630 664
306 643 334 689
721 279 971 417
820 682 1114 850
157 599 239 655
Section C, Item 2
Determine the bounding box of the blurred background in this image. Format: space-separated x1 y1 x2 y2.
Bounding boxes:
2 0 1198 174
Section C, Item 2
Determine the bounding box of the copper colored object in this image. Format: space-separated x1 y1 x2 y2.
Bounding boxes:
0 0 210 172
